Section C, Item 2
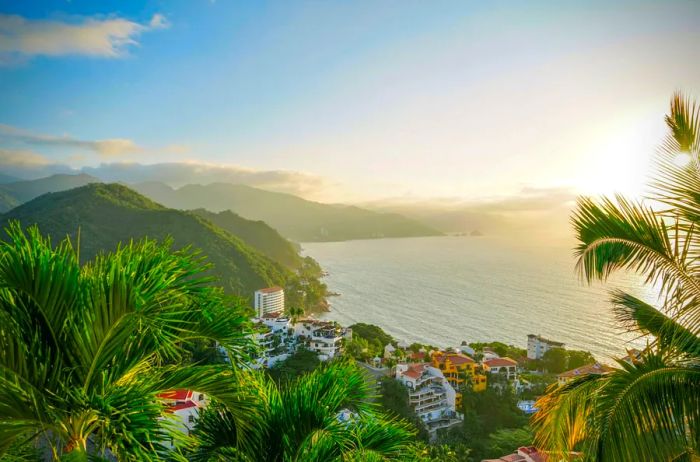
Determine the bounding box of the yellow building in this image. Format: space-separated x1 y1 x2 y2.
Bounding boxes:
431 352 487 407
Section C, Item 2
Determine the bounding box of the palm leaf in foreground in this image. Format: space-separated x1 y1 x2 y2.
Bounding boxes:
0 222 255 460
190 361 416 462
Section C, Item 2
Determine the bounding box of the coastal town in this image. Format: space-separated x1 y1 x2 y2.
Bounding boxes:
160 286 635 461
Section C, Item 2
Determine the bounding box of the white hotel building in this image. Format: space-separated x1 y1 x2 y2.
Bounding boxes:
255 286 285 318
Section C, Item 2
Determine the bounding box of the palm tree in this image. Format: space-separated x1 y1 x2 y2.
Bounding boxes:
286 306 305 324
0 223 259 460
532 93 700 461
189 361 417 461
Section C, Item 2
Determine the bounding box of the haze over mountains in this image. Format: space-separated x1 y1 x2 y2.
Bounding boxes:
0 173 440 242
132 182 440 242
0 170 576 243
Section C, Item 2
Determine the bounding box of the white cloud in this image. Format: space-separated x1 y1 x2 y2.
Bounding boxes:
0 13 167 61
0 124 143 157
0 148 50 167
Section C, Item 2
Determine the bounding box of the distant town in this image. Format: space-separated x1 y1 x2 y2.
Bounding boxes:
161 286 640 461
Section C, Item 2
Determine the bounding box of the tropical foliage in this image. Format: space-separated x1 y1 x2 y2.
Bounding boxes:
533 93 700 460
0 223 256 460
189 361 416 461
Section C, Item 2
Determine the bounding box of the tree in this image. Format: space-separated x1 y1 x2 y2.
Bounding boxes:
484 427 533 459
0 223 256 460
541 348 568 373
533 93 700 461
267 347 320 383
566 350 595 370
190 361 417 461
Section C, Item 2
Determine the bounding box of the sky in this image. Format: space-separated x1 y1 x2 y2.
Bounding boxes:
0 0 699 204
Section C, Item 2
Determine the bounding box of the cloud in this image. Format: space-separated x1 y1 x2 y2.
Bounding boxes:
0 124 143 157
0 148 50 167
83 161 335 198
0 148 73 179
0 13 167 61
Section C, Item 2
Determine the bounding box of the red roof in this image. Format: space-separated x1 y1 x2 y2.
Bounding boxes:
484 357 518 368
158 389 192 401
167 401 198 413
409 351 426 361
402 364 426 379
433 352 474 365
257 286 283 294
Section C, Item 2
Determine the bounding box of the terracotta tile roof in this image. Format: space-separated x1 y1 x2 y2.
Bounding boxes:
158 389 192 401
558 363 614 379
484 357 518 368
433 352 474 365
401 363 426 379
257 286 283 294
409 351 426 361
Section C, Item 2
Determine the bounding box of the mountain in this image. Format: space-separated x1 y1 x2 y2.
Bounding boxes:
190 208 302 269
0 183 302 304
0 173 20 184
132 182 442 242
0 173 99 212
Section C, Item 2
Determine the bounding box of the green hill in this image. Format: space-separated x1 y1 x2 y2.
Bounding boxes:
191 208 302 269
133 182 442 242
0 183 315 307
0 173 99 212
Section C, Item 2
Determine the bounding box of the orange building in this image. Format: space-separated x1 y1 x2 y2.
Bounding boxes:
431 352 487 406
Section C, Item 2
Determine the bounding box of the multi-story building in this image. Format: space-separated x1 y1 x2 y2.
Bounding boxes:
431 352 487 406
254 286 285 318
249 314 296 368
557 362 614 386
395 363 462 439
527 334 565 360
482 357 519 380
294 319 351 360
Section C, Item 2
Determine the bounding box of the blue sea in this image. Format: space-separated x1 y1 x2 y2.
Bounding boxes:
303 236 656 361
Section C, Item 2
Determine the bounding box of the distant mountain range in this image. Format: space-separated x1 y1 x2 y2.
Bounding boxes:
132 182 441 242
0 174 441 242
0 173 99 212
0 183 324 308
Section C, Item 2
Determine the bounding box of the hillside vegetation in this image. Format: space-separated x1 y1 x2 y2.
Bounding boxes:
0 183 324 309
191 208 302 269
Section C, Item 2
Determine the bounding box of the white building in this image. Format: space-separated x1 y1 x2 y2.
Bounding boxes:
254 286 285 318
482 357 519 380
527 334 565 360
294 319 351 360
158 390 207 448
249 314 296 368
395 363 462 439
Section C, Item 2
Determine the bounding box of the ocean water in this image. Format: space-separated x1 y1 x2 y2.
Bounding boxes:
302 236 657 361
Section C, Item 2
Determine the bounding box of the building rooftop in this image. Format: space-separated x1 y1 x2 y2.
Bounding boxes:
401 363 427 379
484 357 518 368
558 363 614 379
433 352 475 365
158 389 192 401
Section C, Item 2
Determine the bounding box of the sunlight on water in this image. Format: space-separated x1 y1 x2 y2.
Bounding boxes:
303 236 657 362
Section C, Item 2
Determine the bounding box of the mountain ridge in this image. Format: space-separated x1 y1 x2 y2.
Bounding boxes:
0 183 322 308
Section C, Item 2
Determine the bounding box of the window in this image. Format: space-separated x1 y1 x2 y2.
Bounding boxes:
198 393 205 401
188 415 195 423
